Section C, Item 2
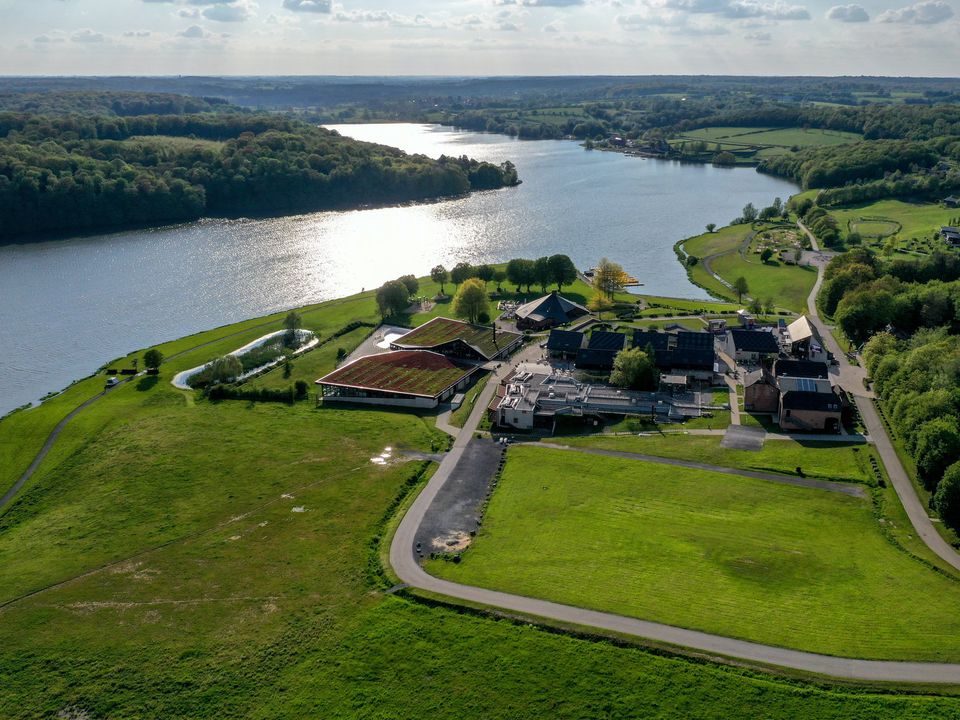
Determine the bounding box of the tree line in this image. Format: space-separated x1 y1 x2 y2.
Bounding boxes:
820 246 960 532
0 112 520 241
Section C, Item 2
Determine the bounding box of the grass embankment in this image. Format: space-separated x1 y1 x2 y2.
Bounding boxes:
430 445 960 661
679 223 817 313
7 303 960 714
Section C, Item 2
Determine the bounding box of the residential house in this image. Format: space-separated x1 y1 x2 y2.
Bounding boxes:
785 315 828 363
725 328 781 364
941 226 960 245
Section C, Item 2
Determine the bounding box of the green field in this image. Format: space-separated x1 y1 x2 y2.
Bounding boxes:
680 223 816 312
679 126 862 149
7 301 960 713
544 433 871 484
430 445 960 661
829 199 960 256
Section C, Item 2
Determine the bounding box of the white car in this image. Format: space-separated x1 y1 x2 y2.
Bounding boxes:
104 376 120 388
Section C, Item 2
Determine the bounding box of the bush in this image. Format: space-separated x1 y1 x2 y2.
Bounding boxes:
935 462 960 532
295 380 310 400
206 384 296 404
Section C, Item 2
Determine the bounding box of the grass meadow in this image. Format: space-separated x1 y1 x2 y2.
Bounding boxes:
430 445 960 661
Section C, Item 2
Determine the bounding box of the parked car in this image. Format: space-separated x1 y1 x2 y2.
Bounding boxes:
105 376 120 389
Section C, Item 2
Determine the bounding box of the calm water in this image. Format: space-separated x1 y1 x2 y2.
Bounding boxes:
0 124 796 415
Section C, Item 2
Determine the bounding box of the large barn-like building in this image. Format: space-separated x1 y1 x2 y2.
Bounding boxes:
514 292 589 330
317 350 479 409
390 316 522 361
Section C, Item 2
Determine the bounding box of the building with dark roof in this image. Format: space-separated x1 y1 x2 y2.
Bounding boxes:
588 330 628 351
633 329 715 380
779 390 842 432
514 292 589 330
317 350 479 409
941 226 960 245
391 316 522 361
774 359 829 380
546 329 584 358
725 328 781 363
633 330 671 351
575 348 618 371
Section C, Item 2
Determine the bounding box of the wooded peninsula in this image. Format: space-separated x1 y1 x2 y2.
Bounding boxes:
0 99 519 241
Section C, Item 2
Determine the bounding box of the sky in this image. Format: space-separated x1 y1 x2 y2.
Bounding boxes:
0 0 957 77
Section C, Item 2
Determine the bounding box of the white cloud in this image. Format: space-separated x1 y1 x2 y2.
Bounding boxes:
123 30 153 37
178 24 210 37
644 0 810 19
34 32 67 44
876 0 953 23
282 0 331 12
71 28 106 43
203 2 255 22
543 18 564 30
826 3 869 20
332 10 443 27
744 29 771 39
495 0 585 6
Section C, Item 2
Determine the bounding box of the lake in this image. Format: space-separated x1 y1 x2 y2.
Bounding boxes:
0 123 796 415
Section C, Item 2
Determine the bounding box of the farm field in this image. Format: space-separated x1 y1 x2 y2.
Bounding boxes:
429 445 960 661
678 126 862 149
6 305 960 714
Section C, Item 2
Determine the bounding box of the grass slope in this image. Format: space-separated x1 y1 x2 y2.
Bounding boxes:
430 445 960 661
3 296 960 714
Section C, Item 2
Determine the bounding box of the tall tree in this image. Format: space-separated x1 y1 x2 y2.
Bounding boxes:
431 264 449 295
283 311 302 344
534 256 552 293
492 269 507 293
452 278 490 324
592 257 627 300
476 264 495 283
450 261 476 286
143 348 164 371
376 280 409 318
548 254 578 292
609 348 656 390
506 258 536 293
742 202 758 223
733 276 749 303
397 274 419 297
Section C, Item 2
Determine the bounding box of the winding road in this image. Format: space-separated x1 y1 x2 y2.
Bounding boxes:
390 234 960 682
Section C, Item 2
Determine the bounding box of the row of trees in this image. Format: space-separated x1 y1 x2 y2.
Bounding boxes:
824 246 960 531
428 255 579 297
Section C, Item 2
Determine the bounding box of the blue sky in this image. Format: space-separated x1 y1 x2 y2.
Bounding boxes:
0 0 957 76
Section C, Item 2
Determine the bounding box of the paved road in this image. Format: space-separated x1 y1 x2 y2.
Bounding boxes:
533 442 866 497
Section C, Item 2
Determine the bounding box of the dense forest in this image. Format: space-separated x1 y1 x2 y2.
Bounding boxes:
820 248 960 532
0 106 519 241
759 136 960 190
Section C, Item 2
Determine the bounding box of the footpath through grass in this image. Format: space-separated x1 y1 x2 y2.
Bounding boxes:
430 445 960 662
